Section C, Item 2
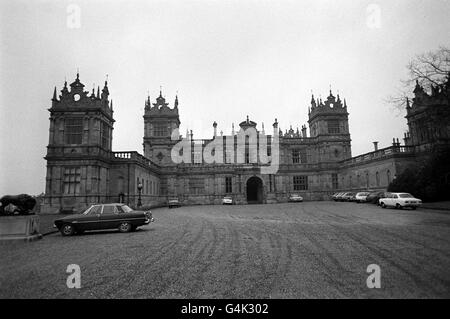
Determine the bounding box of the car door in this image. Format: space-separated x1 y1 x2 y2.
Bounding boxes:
392 194 400 206
382 193 391 206
99 204 121 229
75 205 102 230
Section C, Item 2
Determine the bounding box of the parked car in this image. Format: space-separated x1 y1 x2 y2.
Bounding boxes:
54 203 154 236
289 194 304 202
332 193 343 201
366 191 388 204
341 192 356 202
379 193 422 210
168 197 181 208
334 193 346 201
355 192 370 203
222 196 234 205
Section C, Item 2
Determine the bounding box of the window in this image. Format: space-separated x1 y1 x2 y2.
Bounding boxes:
387 170 391 184
376 172 380 186
292 149 307 164
84 205 101 215
100 121 110 149
366 173 370 188
292 149 300 163
332 173 338 189
154 123 167 137
293 176 308 191
189 178 205 194
117 205 133 213
225 177 232 193
327 120 340 134
102 205 117 215
300 151 307 163
65 118 83 144
63 167 81 194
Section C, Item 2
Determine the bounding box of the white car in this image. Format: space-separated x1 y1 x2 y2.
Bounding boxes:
379 193 422 210
222 196 234 205
355 192 370 203
289 194 304 202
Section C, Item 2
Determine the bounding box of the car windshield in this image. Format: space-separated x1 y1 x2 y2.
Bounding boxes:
398 193 414 198
224 196 232 199
120 205 133 213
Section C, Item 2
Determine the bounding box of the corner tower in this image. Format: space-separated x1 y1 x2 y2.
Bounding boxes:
43 73 114 213
143 90 180 165
308 90 352 162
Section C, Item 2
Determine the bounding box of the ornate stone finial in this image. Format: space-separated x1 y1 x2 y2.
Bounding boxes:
52 86 57 101
273 118 278 129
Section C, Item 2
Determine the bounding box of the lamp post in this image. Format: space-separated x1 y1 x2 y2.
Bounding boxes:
137 182 143 207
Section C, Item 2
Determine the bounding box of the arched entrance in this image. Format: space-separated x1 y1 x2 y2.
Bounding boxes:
246 176 264 204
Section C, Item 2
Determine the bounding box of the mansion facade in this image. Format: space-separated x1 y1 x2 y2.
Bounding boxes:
41 73 450 213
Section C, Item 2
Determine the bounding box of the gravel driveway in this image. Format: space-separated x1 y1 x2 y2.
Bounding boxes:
1 202 449 298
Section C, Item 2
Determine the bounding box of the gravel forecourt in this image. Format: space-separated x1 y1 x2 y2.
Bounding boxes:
1 202 449 298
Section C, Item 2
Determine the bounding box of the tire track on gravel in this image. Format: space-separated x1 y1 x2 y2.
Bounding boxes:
343 226 448 296
145 216 210 297
102 218 194 297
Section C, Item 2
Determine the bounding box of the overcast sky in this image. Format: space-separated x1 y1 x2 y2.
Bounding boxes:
1 0 449 195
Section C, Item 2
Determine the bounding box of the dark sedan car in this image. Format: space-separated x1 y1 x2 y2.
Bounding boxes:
365 191 388 204
54 203 154 236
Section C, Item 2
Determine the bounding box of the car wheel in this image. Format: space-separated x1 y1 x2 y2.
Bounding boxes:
396 203 402 209
60 224 75 236
381 202 386 208
118 222 132 233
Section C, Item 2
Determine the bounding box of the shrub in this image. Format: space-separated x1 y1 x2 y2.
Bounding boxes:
388 147 450 202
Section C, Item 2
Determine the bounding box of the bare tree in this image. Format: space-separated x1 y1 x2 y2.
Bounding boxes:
387 46 450 110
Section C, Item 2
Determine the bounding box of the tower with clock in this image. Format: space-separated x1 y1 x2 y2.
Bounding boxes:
44 72 114 211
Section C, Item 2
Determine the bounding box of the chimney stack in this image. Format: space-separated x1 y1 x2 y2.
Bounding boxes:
373 141 379 151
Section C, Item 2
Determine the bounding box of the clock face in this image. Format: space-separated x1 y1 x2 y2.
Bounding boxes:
73 94 80 101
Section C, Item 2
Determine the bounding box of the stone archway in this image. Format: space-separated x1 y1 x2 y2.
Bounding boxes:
246 176 264 204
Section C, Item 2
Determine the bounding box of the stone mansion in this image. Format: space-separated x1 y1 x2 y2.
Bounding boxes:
41 73 450 213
